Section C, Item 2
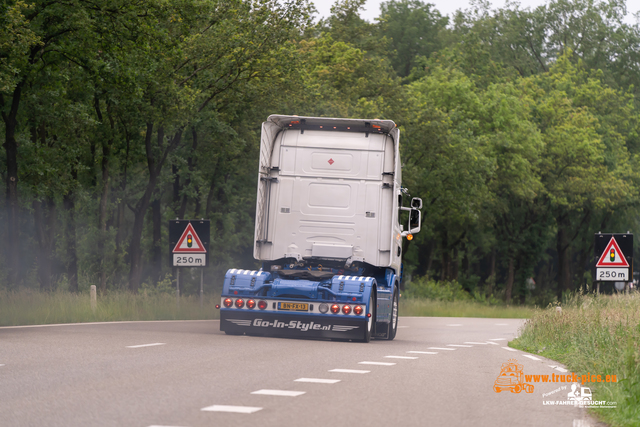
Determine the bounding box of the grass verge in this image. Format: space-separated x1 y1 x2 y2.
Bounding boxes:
400 297 536 318
510 293 640 427
0 289 220 326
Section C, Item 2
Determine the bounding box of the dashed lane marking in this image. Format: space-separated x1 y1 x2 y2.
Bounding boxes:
485 341 499 345
201 405 262 414
488 338 507 341
446 324 462 326
428 347 456 351
0 364 4 367
251 389 305 397
464 342 488 345
384 356 418 359
295 378 340 384
329 369 370 374
522 354 542 361
447 344 472 347
358 361 396 366
148 425 189 427
555 367 568 373
407 351 437 354
502 347 518 352
126 343 166 348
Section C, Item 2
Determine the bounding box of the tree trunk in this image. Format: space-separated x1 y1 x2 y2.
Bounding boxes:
1 86 23 287
556 217 572 299
128 125 182 292
34 197 57 291
505 257 514 303
63 189 78 293
151 197 162 285
487 248 496 295
95 97 112 293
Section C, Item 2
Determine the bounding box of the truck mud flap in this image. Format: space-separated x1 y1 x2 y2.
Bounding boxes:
220 310 366 340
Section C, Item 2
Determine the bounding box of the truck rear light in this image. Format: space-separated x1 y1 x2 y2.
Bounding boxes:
258 300 268 310
215 304 220 309
235 299 244 308
319 303 329 313
247 299 256 309
223 298 233 308
354 305 363 315
342 304 352 315
330 304 340 314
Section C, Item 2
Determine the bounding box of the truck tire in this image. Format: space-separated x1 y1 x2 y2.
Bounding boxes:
386 288 399 340
361 292 375 343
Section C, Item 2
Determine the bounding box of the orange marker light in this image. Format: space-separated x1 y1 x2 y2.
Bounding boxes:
407 234 413 241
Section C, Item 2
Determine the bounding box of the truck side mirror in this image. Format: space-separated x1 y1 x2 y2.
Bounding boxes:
409 209 421 234
411 197 422 209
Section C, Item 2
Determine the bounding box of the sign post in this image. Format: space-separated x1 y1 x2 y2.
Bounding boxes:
594 233 633 290
170 220 210 305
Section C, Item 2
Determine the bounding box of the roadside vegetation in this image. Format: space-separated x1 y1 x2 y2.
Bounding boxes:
0 287 220 327
511 292 640 427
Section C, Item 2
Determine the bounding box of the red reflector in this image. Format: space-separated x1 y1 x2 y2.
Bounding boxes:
330 304 340 314
352 297 356 301
223 298 233 308
235 299 244 308
234 291 238 295
367 313 372 318
215 304 220 309
247 299 256 309
342 304 352 315
291 120 300 124
372 124 381 129
354 305 363 315
258 300 268 310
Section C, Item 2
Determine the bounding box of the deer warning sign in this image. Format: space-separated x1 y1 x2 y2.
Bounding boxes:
169 220 210 267
594 233 633 282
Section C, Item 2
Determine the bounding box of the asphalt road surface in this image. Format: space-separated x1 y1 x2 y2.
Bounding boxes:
0 317 603 427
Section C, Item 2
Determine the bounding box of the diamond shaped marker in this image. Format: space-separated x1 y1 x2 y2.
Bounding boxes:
328 158 334 165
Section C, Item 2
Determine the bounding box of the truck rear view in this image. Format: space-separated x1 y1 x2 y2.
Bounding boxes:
218 115 422 342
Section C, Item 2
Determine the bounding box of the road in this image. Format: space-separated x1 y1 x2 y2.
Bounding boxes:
0 317 602 427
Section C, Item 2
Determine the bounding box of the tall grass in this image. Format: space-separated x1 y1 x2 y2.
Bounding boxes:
0 289 220 326
400 297 536 318
510 292 640 427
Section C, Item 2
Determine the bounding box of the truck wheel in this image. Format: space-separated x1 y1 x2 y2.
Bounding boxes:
362 293 375 343
386 288 399 340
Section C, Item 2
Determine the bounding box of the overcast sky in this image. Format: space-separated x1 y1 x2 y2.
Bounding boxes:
311 0 639 24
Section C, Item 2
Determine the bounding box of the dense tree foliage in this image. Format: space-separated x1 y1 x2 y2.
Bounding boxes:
1 0 639 303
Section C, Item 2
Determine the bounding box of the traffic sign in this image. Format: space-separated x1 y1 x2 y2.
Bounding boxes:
170 220 210 267
594 233 633 282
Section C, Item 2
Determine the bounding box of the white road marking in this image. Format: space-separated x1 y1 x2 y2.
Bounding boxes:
447 344 472 347
502 347 518 352
407 351 437 354
555 367 568 373
384 356 418 359
250 389 305 397
485 341 499 345
398 326 409 328
522 355 541 361
358 361 396 366
329 369 370 374
548 365 557 369
126 343 165 348
295 378 340 384
446 324 462 326
428 347 456 351
0 364 4 367
148 425 189 427
464 342 488 345
488 338 507 341
201 405 262 414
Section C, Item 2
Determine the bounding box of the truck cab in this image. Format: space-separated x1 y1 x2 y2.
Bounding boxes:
218 115 422 342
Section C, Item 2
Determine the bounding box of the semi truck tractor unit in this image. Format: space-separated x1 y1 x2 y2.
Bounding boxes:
218 115 422 342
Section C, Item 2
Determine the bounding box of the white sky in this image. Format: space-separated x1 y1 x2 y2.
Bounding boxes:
311 0 639 24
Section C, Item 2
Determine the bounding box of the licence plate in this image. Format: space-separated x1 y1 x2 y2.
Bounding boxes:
278 302 309 311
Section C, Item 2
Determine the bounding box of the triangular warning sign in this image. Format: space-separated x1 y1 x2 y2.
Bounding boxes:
596 237 629 267
173 223 206 253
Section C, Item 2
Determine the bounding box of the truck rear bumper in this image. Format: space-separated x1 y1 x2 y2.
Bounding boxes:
220 309 367 340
